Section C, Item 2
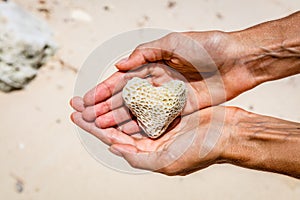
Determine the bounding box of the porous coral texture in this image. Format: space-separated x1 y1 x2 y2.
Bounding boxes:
123 77 187 138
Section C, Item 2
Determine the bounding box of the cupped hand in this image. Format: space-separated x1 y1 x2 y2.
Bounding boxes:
80 31 257 130
80 62 210 130
70 31 258 173
71 96 247 175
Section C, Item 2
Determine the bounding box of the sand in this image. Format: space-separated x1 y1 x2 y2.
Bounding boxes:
0 0 300 199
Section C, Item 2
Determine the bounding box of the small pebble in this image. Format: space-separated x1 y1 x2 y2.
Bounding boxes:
70 9 92 22
216 12 223 19
18 143 25 150
15 180 24 193
103 5 110 11
167 1 177 8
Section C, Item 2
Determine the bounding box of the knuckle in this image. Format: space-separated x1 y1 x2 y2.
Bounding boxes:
94 117 103 128
83 93 92 105
82 108 93 121
99 101 110 115
95 116 112 128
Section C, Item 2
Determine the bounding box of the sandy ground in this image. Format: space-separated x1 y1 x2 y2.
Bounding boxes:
0 0 300 199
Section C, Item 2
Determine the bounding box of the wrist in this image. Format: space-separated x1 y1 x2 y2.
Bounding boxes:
229 12 300 85
221 110 300 178
221 110 260 166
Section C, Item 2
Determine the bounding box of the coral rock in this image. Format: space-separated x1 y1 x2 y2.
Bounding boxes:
123 77 187 138
0 2 56 92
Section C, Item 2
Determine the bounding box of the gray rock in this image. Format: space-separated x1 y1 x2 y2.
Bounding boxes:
0 1 56 92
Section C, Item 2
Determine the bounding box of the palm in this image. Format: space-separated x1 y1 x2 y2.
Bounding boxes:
71 97 228 175
109 106 229 175
115 113 199 172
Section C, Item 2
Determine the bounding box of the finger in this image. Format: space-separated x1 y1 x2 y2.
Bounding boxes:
109 144 138 156
95 106 132 129
82 92 124 122
110 144 166 171
71 112 111 145
115 41 166 71
131 133 146 140
117 120 142 135
83 66 153 107
83 71 127 106
70 96 85 112
71 112 135 146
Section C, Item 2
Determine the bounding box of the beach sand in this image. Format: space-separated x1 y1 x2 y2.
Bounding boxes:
1 0 300 199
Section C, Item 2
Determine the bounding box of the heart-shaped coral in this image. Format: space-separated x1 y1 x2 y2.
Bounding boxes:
122 77 187 138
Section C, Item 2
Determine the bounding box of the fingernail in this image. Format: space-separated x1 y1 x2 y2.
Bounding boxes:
70 114 74 122
116 57 128 66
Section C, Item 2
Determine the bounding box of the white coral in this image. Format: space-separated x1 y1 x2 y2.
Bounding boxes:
0 2 56 92
122 77 187 138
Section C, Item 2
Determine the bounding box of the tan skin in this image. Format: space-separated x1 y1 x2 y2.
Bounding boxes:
70 11 300 178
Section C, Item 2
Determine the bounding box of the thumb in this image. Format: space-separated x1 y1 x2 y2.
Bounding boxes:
109 144 138 156
109 144 158 171
115 42 164 71
109 144 143 169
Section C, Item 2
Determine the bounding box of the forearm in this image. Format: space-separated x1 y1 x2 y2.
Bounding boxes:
231 11 300 84
224 112 300 179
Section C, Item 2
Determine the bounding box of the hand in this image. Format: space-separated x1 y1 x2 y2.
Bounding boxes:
107 106 237 175
71 96 300 178
80 62 212 130
71 12 300 178
80 31 257 129
71 96 241 175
